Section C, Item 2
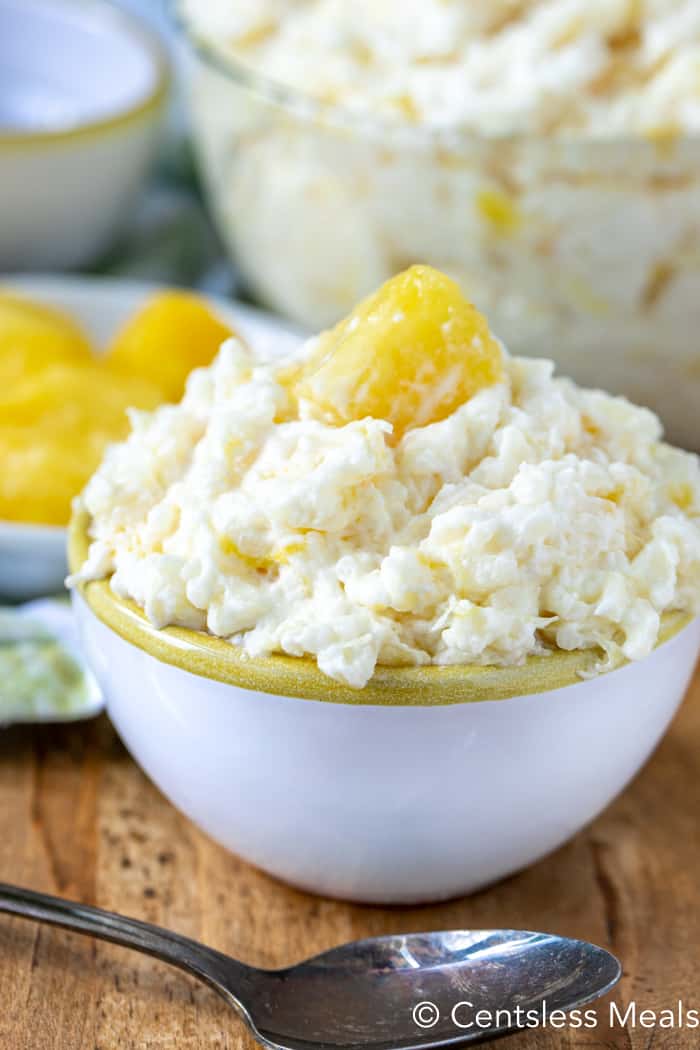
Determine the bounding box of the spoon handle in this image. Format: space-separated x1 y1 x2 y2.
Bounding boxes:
0 881 253 1002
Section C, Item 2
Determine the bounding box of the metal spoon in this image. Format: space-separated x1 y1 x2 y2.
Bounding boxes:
0 882 620 1048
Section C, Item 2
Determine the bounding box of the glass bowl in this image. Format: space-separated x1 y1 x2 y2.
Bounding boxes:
177 20 700 451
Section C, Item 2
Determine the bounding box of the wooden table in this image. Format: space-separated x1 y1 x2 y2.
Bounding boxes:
0 662 698 1050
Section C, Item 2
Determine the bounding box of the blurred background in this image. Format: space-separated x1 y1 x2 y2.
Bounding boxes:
1 0 699 635
1 0 248 718
77 0 236 295
4 0 700 445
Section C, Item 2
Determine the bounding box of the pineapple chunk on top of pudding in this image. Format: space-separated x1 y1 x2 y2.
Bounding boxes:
73 264 700 690
288 265 503 440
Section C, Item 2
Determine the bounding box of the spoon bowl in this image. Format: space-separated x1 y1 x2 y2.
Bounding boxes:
249 930 621 1049
0 882 620 1049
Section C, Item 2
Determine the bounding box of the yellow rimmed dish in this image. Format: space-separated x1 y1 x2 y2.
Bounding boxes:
69 507 692 707
0 0 169 269
69 499 700 903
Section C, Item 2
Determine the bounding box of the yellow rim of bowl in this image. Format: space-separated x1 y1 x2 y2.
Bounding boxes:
0 3 169 149
69 509 691 706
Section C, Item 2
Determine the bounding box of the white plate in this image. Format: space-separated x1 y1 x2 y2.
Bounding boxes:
0 274 304 601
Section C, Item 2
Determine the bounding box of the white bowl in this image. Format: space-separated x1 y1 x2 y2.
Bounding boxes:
0 274 303 601
70 531 700 903
0 0 168 269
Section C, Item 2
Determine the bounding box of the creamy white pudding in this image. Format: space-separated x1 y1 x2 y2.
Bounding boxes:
71 267 700 686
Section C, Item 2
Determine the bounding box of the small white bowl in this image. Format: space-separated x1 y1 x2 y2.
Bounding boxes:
0 0 168 269
70 517 700 903
0 274 303 601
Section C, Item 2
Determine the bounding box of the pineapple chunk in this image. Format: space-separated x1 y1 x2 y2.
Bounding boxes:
0 363 162 431
0 365 163 525
293 266 503 440
0 290 92 388
0 426 92 526
107 291 235 402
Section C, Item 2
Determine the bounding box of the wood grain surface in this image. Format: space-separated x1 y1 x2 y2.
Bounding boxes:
0 662 698 1050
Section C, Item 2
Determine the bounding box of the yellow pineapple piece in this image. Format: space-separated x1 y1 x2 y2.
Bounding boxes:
0 425 93 526
0 290 92 388
476 188 522 235
292 265 503 440
0 365 163 525
0 362 162 431
106 291 235 402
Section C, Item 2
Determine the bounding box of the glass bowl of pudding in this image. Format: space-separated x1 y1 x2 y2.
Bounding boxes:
176 0 700 450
